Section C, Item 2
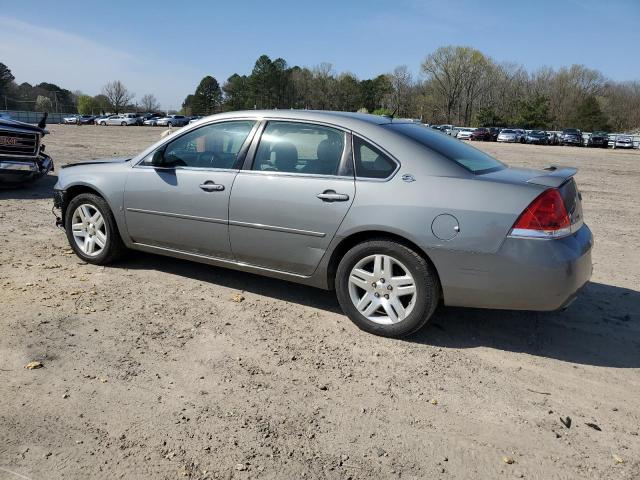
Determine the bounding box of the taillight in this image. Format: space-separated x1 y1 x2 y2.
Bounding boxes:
509 188 571 239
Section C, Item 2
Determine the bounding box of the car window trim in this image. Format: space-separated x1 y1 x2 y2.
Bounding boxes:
351 134 400 182
242 119 353 178
132 118 260 170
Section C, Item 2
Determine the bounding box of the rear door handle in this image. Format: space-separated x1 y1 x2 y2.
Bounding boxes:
199 181 224 192
316 190 349 202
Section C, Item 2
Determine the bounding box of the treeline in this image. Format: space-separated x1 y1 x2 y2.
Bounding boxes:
182 48 640 132
0 63 160 115
3 45 640 132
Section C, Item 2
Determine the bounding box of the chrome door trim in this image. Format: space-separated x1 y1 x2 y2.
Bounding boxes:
125 208 227 225
228 219 326 238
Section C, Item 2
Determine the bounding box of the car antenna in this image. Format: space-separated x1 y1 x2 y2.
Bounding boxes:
383 105 399 121
38 112 48 129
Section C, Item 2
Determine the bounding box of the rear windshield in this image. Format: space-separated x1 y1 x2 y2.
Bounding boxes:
386 123 505 174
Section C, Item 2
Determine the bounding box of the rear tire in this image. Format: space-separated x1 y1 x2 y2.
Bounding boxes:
65 193 125 265
335 240 440 338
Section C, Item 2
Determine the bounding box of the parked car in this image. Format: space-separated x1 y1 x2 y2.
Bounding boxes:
52 110 592 338
514 129 527 143
97 114 138 126
613 134 634 149
496 129 519 143
488 127 501 141
63 114 96 125
546 132 559 145
456 128 474 140
143 118 160 126
63 114 80 125
525 130 549 145
439 124 455 135
586 131 609 148
0 113 53 184
560 129 584 146
469 127 492 141
156 115 189 127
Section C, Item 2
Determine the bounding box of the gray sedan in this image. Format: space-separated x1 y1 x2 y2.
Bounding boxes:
53 111 592 337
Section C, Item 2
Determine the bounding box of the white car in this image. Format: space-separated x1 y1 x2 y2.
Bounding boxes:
497 129 517 142
613 135 634 149
156 115 189 127
63 115 80 124
97 114 138 126
456 128 474 140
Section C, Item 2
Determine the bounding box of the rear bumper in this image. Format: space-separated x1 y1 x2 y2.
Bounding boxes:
438 225 593 311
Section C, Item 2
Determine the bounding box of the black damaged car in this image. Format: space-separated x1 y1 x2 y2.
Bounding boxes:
0 113 53 184
560 128 584 146
587 131 609 148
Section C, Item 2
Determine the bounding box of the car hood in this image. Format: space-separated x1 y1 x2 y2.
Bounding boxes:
61 157 131 169
0 117 47 135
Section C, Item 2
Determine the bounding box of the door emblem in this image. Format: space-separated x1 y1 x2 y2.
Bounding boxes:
401 174 416 183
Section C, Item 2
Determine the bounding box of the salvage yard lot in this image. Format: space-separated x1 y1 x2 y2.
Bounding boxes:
1 125 639 479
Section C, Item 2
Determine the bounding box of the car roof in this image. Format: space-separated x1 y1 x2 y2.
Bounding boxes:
198 109 409 130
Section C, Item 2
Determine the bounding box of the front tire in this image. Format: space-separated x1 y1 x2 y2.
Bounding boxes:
65 193 125 265
335 240 440 338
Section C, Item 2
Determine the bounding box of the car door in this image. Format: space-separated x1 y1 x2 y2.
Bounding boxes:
228 120 355 276
123 120 257 259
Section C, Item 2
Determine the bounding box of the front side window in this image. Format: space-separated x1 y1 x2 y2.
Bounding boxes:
150 120 255 168
353 137 397 179
253 121 345 175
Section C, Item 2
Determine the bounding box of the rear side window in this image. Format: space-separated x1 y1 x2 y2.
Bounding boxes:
387 123 505 174
353 137 397 179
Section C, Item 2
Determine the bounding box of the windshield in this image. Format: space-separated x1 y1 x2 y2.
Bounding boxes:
387 123 505 174
501 129 515 134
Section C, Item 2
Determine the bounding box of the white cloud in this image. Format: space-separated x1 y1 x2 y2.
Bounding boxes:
0 16 197 110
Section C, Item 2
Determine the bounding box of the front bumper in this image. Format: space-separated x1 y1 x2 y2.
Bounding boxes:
438 225 593 311
0 155 53 183
497 137 517 143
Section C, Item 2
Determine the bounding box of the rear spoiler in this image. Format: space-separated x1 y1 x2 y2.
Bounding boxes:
527 166 577 188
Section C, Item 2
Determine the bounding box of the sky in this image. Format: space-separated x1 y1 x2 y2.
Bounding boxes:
1 0 639 110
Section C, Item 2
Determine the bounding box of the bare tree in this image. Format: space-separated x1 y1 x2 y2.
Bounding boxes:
421 46 470 123
140 93 160 112
386 65 414 117
102 80 134 113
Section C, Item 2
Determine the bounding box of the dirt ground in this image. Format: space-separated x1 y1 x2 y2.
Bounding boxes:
1 125 638 480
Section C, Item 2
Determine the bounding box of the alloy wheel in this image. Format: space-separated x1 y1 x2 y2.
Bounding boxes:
348 254 417 324
71 204 107 257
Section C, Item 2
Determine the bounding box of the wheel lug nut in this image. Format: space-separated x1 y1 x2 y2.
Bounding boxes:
380 278 385 283
387 285 393 291
384 294 389 299
374 293 380 298
372 282 377 287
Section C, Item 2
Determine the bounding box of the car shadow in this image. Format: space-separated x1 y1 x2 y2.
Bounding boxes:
117 251 343 314
0 174 57 200
408 281 640 368
116 252 639 368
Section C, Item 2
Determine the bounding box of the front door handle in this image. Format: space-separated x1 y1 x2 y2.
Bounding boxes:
199 181 225 192
316 190 349 202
